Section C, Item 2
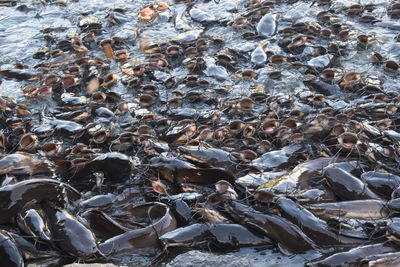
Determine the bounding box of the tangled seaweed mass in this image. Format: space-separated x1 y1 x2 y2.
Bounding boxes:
1 0 400 266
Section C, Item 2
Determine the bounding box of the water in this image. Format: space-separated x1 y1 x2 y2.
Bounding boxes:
166 249 322 267
1 0 398 104
1 0 400 266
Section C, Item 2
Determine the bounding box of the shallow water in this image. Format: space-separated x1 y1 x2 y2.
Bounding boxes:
166 249 322 267
1 0 398 105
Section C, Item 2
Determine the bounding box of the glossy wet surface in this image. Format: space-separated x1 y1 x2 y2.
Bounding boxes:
1 0 400 266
